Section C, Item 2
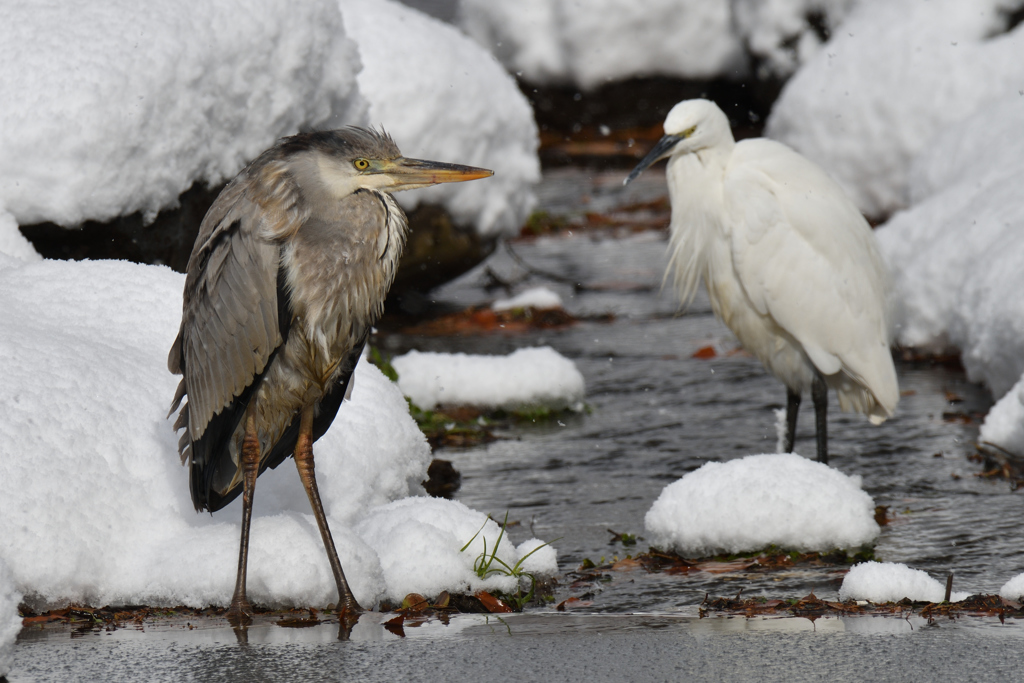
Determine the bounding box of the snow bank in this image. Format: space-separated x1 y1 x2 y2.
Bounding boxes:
356 497 557 602
457 0 746 89
999 573 1024 602
0 206 40 262
839 562 970 603
873 100 1024 454
0 258 556 609
0 0 364 228
766 0 1024 217
645 454 879 556
342 0 538 239
492 286 563 312
732 0 857 78
0 558 20 680
392 347 586 411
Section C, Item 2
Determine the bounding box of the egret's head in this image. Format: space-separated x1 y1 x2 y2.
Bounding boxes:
623 99 733 186
278 127 493 199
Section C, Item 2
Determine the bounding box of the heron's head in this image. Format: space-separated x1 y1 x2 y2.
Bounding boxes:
623 99 733 186
280 127 493 198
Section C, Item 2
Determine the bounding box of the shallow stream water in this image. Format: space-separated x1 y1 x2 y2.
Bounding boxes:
11 169 1024 681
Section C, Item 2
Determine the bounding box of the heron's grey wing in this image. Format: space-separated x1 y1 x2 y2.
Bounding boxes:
168 160 304 461
724 139 898 418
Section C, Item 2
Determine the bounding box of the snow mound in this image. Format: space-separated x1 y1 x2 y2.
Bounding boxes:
392 347 585 410
492 286 563 311
0 258 448 609
0 558 20 680
0 0 364 228
766 0 1024 217
998 573 1024 602
874 99 1024 454
645 453 879 556
457 0 746 89
343 0 538 238
356 497 557 602
839 562 970 603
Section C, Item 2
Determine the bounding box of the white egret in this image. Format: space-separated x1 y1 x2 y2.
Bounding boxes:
625 99 897 463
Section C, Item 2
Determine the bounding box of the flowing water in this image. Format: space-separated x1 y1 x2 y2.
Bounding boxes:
11 169 1024 681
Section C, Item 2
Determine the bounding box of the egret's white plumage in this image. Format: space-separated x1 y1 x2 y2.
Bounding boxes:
626 99 898 461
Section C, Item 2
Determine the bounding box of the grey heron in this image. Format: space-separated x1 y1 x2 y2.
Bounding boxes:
167 127 492 624
625 99 898 464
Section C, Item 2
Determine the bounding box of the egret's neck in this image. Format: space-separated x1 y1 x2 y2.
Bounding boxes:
663 146 731 306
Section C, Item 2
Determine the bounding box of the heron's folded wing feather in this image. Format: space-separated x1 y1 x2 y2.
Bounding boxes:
172 165 304 446
724 139 897 414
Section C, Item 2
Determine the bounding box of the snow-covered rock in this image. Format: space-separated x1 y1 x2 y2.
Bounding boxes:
457 0 746 90
999 572 1024 602
343 0 538 238
873 99 1024 454
767 0 1024 217
645 453 879 556
839 562 970 603
356 497 557 602
0 258 556 609
392 347 586 411
492 286 563 312
0 0 364 228
0 558 20 680
0 206 40 262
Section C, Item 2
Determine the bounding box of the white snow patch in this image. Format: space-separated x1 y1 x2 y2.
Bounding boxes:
998 573 1024 602
0 258 553 610
392 347 585 411
0 206 40 262
457 0 746 90
0 0 365 228
644 453 879 556
342 0 539 238
492 286 563 312
0 558 20 680
356 497 557 602
839 562 970 603
767 0 1024 217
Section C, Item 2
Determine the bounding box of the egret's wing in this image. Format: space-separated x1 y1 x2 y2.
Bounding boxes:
168 159 305 458
723 139 897 416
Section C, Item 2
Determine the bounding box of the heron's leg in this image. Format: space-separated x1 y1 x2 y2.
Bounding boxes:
294 405 363 613
227 412 260 626
812 374 829 464
784 389 801 453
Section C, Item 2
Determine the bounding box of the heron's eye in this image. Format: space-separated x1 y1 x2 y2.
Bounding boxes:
682 126 697 138
353 158 370 171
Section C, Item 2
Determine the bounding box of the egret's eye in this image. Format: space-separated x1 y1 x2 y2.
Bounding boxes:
353 158 370 171
682 126 697 138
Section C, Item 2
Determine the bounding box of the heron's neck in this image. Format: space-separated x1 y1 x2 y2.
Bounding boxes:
663 148 729 306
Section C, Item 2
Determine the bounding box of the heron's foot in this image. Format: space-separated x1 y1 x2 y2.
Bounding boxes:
226 598 254 627
339 594 364 615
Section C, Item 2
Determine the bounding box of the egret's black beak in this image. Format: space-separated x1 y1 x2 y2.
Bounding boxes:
623 134 683 186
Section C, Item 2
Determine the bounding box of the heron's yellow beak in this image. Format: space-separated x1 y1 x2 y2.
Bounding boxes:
378 157 493 191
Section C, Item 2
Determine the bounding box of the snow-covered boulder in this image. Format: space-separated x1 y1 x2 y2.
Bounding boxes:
457 0 746 90
873 99 1024 454
839 562 970 603
342 0 538 239
999 572 1024 602
0 0 364 229
645 453 880 556
392 347 586 411
766 0 1024 217
0 257 559 610
0 558 20 680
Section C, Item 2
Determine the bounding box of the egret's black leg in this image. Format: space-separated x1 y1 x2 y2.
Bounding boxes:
784 389 801 453
227 413 260 627
812 374 829 464
294 405 363 614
